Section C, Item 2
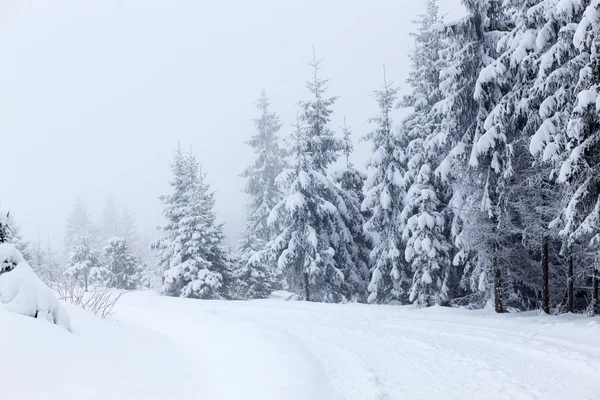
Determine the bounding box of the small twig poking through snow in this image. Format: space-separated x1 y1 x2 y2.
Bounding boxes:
50 279 123 319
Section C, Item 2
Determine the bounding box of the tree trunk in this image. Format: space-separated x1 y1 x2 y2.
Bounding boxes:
493 247 503 313
304 271 310 302
567 253 574 313
593 269 599 316
541 235 549 314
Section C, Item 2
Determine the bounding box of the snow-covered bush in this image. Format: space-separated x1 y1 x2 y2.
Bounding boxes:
0 242 71 330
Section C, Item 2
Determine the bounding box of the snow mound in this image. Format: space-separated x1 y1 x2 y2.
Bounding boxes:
0 243 71 330
0 303 200 400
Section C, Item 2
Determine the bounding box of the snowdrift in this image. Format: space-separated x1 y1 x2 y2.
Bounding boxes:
0 302 201 400
0 243 71 329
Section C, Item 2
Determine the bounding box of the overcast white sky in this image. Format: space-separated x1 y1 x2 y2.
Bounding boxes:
0 0 464 251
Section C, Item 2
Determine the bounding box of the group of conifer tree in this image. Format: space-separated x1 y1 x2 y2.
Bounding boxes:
155 0 600 313
3 195 152 291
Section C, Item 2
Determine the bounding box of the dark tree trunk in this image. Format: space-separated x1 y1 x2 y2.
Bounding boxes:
567 253 574 313
541 235 550 314
593 269 599 316
304 271 310 302
493 247 503 313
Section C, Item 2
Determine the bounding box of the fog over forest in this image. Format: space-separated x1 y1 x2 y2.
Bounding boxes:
0 0 464 249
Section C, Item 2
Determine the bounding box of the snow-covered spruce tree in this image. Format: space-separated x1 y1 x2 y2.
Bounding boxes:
432 4 484 308
461 0 584 312
528 0 594 312
436 0 512 312
253 56 368 302
334 120 370 216
4 216 31 261
64 228 103 292
457 0 538 310
64 198 103 290
0 209 30 259
118 207 139 247
556 0 600 313
236 90 287 299
65 197 100 250
331 119 371 301
154 148 232 299
362 75 409 304
103 236 143 290
116 207 156 287
399 0 452 307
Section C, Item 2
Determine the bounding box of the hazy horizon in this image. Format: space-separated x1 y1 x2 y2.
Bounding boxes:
0 0 465 252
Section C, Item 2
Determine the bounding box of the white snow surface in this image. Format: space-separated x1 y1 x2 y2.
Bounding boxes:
3 290 600 399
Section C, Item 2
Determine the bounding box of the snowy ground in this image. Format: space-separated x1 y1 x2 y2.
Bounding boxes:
2 291 600 400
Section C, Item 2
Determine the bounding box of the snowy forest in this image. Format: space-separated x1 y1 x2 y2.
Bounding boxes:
3 0 600 317
3 0 600 398
153 0 600 314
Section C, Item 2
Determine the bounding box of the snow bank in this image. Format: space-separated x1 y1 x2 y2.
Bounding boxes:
0 304 200 400
0 243 71 330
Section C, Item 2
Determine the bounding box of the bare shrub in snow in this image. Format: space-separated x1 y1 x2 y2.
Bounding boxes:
51 278 123 319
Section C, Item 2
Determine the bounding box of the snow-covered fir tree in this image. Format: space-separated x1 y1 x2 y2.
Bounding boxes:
63 198 104 290
154 148 233 299
252 55 368 302
434 0 513 312
236 90 287 299
103 236 143 290
4 216 31 261
65 197 100 250
399 0 452 306
458 0 571 311
331 119 371 301
524 0 598 312
118 207 140 250
64 228 103 292
362 75 409 304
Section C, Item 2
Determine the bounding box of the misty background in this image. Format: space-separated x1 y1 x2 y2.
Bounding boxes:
0 0 464 251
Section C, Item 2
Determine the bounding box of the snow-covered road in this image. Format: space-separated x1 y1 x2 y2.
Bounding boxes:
113 291 600 400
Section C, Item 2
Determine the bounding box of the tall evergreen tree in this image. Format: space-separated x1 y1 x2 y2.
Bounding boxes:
363 75 408 304
64 198 102 291
154 148 232 299
236 90 287 299
252 55 367 302
527 0 595 312
436 0 513 312
400 0 452 306
65 197 100 250
332 119 371 300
